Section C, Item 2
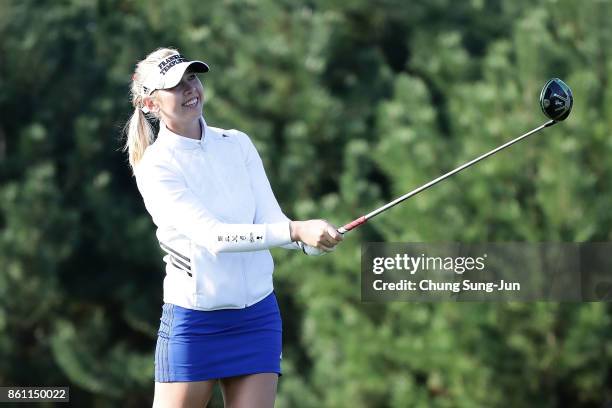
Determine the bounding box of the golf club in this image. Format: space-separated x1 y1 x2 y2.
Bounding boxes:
338 78 574 235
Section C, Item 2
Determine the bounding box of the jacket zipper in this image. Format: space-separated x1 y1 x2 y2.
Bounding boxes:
199 142 248 308
242 257 248 307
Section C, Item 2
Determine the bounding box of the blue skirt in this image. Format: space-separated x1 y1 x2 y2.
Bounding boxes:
155 292 282 382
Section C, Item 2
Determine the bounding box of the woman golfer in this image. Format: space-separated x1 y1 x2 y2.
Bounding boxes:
124 47 342 407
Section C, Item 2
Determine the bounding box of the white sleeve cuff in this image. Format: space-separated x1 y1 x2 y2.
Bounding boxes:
265 221 293 247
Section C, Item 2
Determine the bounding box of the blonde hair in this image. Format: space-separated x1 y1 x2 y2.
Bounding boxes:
123 47 179 171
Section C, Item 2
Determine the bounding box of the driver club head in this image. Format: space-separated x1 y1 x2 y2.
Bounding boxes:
540 78 573 121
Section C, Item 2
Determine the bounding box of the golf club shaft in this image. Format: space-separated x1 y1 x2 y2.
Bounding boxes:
338 119 557 234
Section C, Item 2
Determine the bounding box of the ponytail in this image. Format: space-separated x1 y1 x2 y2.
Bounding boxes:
124 47 179 174
124 107 155 172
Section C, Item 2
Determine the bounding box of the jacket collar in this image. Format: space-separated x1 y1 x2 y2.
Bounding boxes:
157 116 208 150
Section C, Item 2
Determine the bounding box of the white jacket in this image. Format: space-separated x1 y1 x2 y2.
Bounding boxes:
135 117 318 310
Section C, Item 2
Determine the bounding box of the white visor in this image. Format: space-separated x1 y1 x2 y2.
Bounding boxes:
142 53 209 95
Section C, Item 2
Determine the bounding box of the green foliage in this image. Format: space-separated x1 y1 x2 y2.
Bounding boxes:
1 0 612 406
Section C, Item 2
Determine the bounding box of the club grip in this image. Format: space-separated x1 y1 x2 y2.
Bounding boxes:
338 216 367 234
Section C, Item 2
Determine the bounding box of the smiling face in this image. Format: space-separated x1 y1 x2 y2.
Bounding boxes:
144 69 204 128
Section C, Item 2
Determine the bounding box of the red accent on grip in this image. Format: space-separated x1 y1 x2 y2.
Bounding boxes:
342 216 367 232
